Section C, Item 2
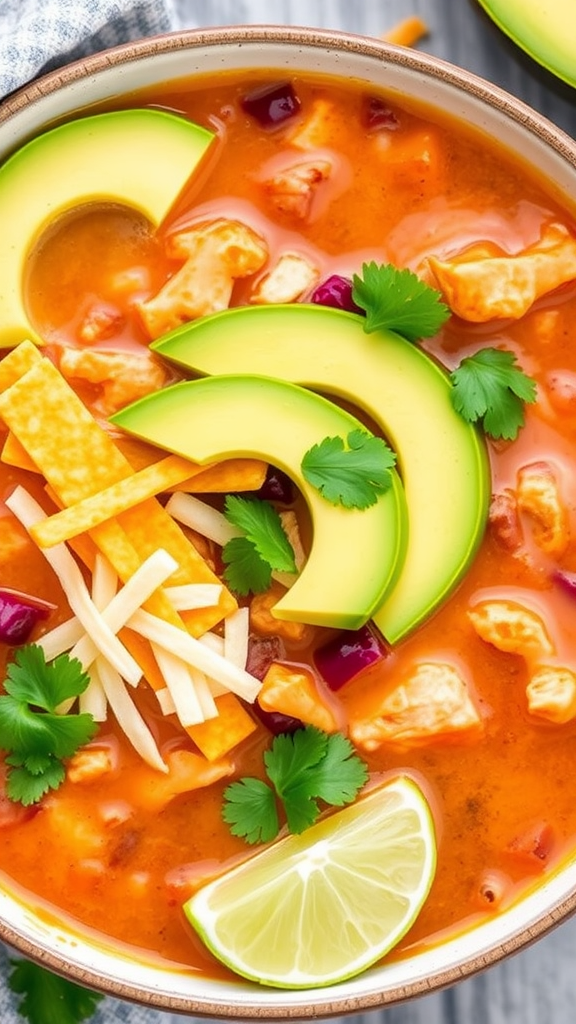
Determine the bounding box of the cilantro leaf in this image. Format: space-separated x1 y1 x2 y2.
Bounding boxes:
224 496 297 572
301 429 396 509
223 726 369 843
0 645 97 806
222 536 272 596
222 496 297 596
5 760 66 806
222 777 279 844
304 731 369 805
8 958 103 1024
4 645 90 709
450 346 537 440
352 261 450 341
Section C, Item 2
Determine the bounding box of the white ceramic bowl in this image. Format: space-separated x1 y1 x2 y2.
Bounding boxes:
2 25 576 1019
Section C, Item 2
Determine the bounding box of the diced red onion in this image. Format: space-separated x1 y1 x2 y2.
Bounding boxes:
257 468 294 504
310 274 363 314
363 96 400 132
314 623 388 691
0 588 55 645
554 569 576 597
241 81 301 128
252 703 303 735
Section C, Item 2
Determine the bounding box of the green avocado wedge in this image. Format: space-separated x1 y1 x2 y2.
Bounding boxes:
152 304 490 645
112 374 407 630
0 109 214 349
477 0 576 89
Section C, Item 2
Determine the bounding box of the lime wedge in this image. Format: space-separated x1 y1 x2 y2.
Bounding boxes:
184 776 436 989
477 0 576 89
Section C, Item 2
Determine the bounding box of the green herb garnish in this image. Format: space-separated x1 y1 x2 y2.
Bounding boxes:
352 261 450 341
450 346 537 440
0 644 97 806
8 958 103 1024
222 726 369 844
222 495 297 596
301 428 396 509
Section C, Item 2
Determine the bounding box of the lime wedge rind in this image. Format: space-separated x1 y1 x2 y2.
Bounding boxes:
184 777 437 989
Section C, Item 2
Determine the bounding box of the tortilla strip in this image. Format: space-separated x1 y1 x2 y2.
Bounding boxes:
31 454 210 548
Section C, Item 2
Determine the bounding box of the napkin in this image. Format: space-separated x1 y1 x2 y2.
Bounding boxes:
0 0 176 98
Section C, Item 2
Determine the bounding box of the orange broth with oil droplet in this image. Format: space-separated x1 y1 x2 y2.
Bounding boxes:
2 68 576 974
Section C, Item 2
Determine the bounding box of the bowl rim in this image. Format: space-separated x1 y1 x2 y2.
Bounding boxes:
2 22 576 1019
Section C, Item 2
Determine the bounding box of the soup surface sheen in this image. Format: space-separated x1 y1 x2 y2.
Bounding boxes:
1 69 576 980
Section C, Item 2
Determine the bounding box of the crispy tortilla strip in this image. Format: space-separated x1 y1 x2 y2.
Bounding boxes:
114 434 267 491
0 357 236 635
0 339 43 392
428 223 576 322
187 692 256 761
1 431 38 471
383 16 428 46
31 454 210 548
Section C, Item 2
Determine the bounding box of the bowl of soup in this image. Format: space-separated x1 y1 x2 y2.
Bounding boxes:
1 23 576 1018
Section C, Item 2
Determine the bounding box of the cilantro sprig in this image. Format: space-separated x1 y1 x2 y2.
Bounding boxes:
222 726 369 844
450 346 537 440
0 645 97 805
301 428 396 509
352 261 450 341
8 958 103 1024
222 495 297 597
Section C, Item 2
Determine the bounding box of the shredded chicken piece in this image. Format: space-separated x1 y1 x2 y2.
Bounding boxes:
251 252 319 304
137 219 268 339
67 747 114 784
250 580 317 645
516 461 569 557
58 347 170 416
489 490 523 552
468 600 554 658
526 665 576 724
350 662 482 751
77 304 124 344
263 160 332 219
427 223 576 322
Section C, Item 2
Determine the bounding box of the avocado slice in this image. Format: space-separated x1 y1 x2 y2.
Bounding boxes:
152 305 490 644
478 0 576 88
112 374 407 630
0 109 214 348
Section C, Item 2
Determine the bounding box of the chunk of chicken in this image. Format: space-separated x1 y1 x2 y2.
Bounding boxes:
263 160 332 219
427 223 576 322
77 304 124 344
250 580 317 645
526 665 576 724
468 600 554 659
251 253 319 304
489 490 523 552
67 747 114 784
58 347 170 415
516 461 569 557
350 662 482 751
137 219 268 339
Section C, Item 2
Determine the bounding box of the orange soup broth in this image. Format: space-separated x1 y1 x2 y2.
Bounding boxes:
2 69 576 974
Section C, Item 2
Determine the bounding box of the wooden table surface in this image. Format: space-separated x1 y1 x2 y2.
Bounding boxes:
160 2 576 1024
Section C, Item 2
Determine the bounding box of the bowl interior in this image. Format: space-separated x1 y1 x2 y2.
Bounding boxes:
2 25 576 1019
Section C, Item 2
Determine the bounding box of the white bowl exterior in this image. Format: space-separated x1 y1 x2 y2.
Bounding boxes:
1 28 576 1017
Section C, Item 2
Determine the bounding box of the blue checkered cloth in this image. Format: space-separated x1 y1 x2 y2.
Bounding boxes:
0 0 176 98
